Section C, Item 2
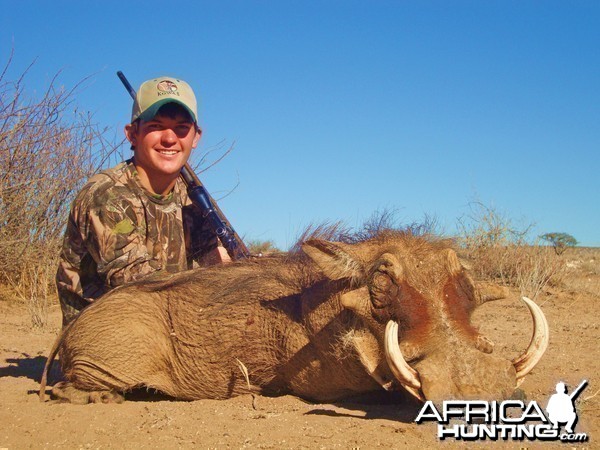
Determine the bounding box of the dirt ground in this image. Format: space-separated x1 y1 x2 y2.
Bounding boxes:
1 248 598 449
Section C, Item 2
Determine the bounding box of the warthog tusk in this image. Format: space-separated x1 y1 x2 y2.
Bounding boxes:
512 297 550 385
384 321 424 401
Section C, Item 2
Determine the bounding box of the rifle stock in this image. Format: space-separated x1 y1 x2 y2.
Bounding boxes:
116 71 250 260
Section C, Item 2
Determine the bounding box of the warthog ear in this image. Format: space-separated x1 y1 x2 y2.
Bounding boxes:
445 249 463 276
302 239 364 281
475 281 509 305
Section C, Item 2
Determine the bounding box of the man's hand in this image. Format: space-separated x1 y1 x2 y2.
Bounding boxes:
215 246 232 264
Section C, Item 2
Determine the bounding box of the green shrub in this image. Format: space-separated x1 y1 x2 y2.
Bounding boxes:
540 232 578 255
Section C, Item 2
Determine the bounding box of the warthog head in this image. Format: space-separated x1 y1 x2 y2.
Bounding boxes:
302 233 548 402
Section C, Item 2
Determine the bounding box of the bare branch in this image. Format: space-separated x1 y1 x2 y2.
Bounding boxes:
0 56 120 327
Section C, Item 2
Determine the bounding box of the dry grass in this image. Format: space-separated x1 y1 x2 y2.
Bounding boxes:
560 247 600 298
513 245 568 299
457 202 569 300
247 239 282 257
0 53 120 327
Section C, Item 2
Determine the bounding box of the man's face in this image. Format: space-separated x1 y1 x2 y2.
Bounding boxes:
125 112 201 186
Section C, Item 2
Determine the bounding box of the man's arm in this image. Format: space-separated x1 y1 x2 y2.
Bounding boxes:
82 202 161 287
57 179 163 301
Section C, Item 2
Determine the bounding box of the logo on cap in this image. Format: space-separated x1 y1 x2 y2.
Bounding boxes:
157 80 178 94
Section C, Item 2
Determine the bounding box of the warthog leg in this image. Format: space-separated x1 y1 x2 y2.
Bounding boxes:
51 381 124 405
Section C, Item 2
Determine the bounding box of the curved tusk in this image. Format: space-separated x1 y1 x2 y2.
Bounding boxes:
384 321 424 401
512 297 550 385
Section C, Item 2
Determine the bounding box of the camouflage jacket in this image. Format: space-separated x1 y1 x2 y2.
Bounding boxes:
57 159 220 325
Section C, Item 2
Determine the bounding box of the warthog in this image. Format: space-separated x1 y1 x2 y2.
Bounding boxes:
40 231 548 404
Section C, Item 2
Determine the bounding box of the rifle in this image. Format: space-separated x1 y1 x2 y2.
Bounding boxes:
116 71 250 260
569 379 588 401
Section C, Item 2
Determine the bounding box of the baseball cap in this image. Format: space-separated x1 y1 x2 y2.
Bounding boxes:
131 76 198 123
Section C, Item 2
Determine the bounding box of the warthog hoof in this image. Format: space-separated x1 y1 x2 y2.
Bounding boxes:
51 381 124 404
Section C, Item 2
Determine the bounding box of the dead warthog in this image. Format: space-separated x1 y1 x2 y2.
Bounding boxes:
40 230 548 404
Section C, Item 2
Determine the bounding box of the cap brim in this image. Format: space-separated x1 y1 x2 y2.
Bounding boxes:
137 98 197 123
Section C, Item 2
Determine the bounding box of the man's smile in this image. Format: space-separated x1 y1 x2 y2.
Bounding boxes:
156 149 180 155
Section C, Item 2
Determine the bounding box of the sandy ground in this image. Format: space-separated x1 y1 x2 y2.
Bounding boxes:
1 249 599 449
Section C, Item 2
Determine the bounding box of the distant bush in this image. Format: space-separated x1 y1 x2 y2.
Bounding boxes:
247 239 281 256
540 232 578 255
0 55 119 326
457 202 566 299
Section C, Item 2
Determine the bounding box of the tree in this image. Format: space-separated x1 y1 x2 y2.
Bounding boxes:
540 232 578 255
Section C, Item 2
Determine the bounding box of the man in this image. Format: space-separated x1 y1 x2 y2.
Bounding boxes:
546 382 578 434
57 76 229 326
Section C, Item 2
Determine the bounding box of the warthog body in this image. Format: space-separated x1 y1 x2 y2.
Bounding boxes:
41 231 548 404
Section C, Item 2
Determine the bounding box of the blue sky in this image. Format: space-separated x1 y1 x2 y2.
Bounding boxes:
2 1 598 248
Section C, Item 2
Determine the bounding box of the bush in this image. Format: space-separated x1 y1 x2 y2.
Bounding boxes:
0 55 119 326
540 232 578 255
247 239 281 256
457 202 566 299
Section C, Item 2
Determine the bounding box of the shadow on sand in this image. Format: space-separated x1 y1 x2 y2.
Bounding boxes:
304 390 423 423
0 355 59 384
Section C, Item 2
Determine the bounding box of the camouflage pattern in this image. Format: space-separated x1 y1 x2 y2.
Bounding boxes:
57 159 219 325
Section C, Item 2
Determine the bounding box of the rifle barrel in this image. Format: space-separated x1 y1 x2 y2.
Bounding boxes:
117 71 137 100
569 379 588 400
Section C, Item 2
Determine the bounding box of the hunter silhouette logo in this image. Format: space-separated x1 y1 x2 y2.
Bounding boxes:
546 380 587 434
415 379 589 442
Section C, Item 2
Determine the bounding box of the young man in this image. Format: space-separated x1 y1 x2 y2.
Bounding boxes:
57 76 229 325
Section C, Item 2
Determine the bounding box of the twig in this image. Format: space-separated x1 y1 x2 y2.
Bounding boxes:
236 358 258 410
583 388 599 402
